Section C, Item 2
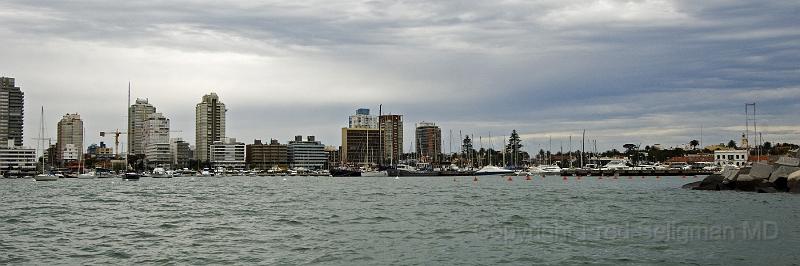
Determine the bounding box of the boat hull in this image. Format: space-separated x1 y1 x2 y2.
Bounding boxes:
34 175 58 181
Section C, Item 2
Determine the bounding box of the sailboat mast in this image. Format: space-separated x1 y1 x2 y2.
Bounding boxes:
126 82 130 172
40 106 45 174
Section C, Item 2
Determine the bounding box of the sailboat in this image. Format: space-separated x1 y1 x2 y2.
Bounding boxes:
360 127 387 177
78 127 95 179
122 82 140 180
34 107 58 181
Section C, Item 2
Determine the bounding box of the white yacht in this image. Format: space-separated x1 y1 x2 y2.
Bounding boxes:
361 170 388 177
151 167 172 178
474 165 515 176
539 165 563 175
601 160 630 171
34 173 58 181
77 171 96 179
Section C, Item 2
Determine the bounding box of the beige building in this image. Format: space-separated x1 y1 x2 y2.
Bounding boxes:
56 113 83 164
144 113 171 167
196 93 226 162
127 98 156 156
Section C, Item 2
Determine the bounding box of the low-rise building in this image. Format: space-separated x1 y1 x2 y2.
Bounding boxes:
170 138 190 169
341 128 381 165
210 138 246 170
246 139 288 170
0 140 36 177
325 146 340 169
714 149 749 167
288 136 326 170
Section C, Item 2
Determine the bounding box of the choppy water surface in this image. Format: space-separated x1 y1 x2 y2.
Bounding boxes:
2 175 799 265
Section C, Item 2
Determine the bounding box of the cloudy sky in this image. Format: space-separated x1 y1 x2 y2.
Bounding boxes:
1 0 798 154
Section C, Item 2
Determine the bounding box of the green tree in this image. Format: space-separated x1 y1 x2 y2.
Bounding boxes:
727 140 737 148
505 130 523 168
689 140 699 150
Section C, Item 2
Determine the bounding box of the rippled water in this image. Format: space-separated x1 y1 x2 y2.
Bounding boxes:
2 175 799 265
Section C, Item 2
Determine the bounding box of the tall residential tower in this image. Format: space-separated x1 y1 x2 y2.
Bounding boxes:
415 122 441 163
0 77 24 147
127 98 156 156
379 114 403 165
196 93 226 162
56 113 83 164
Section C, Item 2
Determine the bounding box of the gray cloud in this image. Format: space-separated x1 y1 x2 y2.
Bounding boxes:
1 0 798 152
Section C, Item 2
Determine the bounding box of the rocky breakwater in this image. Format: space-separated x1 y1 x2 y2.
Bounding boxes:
683 155 800 193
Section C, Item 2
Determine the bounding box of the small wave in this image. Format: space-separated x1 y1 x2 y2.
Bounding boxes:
274 218 303 225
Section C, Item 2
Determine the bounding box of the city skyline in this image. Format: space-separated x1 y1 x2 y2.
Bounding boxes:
1 1 798 153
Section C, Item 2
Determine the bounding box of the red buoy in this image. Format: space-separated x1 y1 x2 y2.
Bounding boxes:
562 176 568 181
507 176 513 181
473 176 478 182
525 175 532 180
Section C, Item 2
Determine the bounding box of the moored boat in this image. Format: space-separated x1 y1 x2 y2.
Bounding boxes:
474 165 515 176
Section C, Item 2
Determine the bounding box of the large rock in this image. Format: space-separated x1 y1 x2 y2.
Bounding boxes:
769 166 800 183
692 175 724 190
776 156 800 167
788 170 800 193
682 181 702 189
734 174 757 191
757 187 778 193
721 168 741 181
750 162 776 181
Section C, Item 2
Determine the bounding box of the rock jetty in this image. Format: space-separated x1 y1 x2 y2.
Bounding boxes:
683 155 800 193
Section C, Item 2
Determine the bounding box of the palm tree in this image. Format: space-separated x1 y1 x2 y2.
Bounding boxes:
689 140 699 150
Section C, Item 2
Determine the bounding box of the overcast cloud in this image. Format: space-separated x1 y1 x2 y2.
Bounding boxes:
1 0 798 154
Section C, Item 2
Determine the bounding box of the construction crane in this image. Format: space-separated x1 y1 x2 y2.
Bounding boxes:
100 129 127 157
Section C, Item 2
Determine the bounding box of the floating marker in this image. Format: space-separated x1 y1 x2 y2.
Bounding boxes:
562 176 568 181
507 176 513 181
656 176 661 179
577 176 582 180
473 176 478 182
525 175 532 181
682 175 687 179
